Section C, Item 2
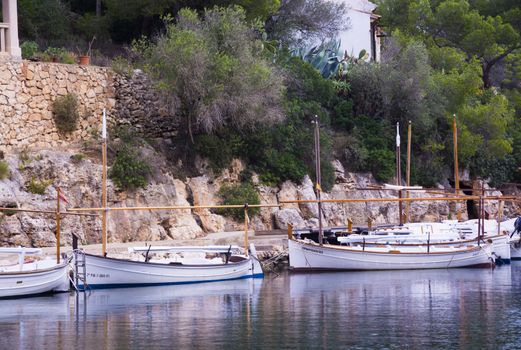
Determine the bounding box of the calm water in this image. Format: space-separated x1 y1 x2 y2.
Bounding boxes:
2 264 521 349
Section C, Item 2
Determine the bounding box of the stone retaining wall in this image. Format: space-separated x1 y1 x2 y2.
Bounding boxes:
0 59 116 151
113 70 177 138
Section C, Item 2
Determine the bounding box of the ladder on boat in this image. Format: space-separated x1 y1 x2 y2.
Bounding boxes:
72 249 90 291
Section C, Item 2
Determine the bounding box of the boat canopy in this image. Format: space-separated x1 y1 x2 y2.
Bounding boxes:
0 247 42 255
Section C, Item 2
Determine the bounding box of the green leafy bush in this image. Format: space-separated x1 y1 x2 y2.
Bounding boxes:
216 182 260 221
111 56 134 77
70 153 85 164
194 134 236 173
109 128 151 191
27 177 51 195
0 161 9 180
2 202 18 216
21 41 38 59
109 146 151 191
52 93 80 133
139 7 285 142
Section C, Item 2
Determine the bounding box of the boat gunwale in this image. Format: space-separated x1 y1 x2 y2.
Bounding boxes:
336 234 507 247
0 260 69 277
84 252 252 268
290 238 488 256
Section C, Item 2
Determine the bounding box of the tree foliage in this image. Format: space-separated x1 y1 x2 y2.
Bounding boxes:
366 0 521 185
376 0 521 88
139 7 285 142
265 0 349 48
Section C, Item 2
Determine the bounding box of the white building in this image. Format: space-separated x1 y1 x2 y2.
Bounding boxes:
0 0 21 60
335 0 381 61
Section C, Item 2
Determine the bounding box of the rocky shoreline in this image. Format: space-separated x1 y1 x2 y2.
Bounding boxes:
0 147 518 248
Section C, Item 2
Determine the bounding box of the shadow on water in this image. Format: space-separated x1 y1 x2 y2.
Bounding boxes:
1 265 521 349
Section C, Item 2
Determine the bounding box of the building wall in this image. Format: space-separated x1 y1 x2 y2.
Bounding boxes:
334 0 379 61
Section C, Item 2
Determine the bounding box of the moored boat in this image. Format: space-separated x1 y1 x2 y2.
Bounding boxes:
74 243 263 290
335 221 512 263
288 238 494 271
0 247 70 298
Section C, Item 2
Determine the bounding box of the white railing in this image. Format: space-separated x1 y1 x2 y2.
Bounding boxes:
0 23 9 53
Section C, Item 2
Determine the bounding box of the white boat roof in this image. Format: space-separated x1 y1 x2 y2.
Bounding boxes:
0 247 42 254
128 245 242 254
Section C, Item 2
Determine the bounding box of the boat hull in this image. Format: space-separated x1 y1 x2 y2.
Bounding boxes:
78 249 263 290
288 239 493 271
0 261 70 298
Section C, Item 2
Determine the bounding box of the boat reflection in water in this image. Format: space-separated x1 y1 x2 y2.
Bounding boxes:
0 292 72 349
2 266 521 349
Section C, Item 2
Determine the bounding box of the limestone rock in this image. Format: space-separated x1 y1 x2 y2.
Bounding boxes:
274 208 306 229
297 176 318 219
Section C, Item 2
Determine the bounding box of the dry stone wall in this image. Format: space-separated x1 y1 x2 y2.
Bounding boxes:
113 70 178 138
0 59 115 151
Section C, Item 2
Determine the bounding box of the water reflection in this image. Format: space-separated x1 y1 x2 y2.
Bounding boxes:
1 266 520 349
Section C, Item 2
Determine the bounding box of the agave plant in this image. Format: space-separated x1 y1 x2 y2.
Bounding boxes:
292 39 368 80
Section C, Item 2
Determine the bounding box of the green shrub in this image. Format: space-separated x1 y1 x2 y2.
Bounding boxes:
70 153 85 164
216 182 260 221
112 56 134 77
194 134 234 172
58 50 76 64
109 146 151 191
27 177 51 195
21 41 38 59
2 202 18 216
52 93 80 133
368 149 395 183
0 161 9 180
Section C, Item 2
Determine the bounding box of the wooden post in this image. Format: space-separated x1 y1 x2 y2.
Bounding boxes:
313 115 323 246
405 121 412 223
347 218 353 233
477 184 482 245
396 122 401 186
287 223 293 239
453 115 461 221
56 187 61 264
497 200 503 235
396 123 403 225
398 190 403 225
368 218 372 231
244 205 249 257
101 109 108 256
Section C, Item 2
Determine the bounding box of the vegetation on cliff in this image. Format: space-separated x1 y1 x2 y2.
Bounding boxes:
14 0 521 189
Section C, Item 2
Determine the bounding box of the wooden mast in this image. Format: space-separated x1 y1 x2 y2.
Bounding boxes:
313 115 323 246
56 187 61 263
396 122 403 225
405 121 412 223
244 205 249 257
453 114 461 221
101 109 108 256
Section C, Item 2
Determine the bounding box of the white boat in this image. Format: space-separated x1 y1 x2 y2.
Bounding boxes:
336 220 511 263
0 247 70 298
74 243 263 290
444 218 516 262
288 238 494 271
